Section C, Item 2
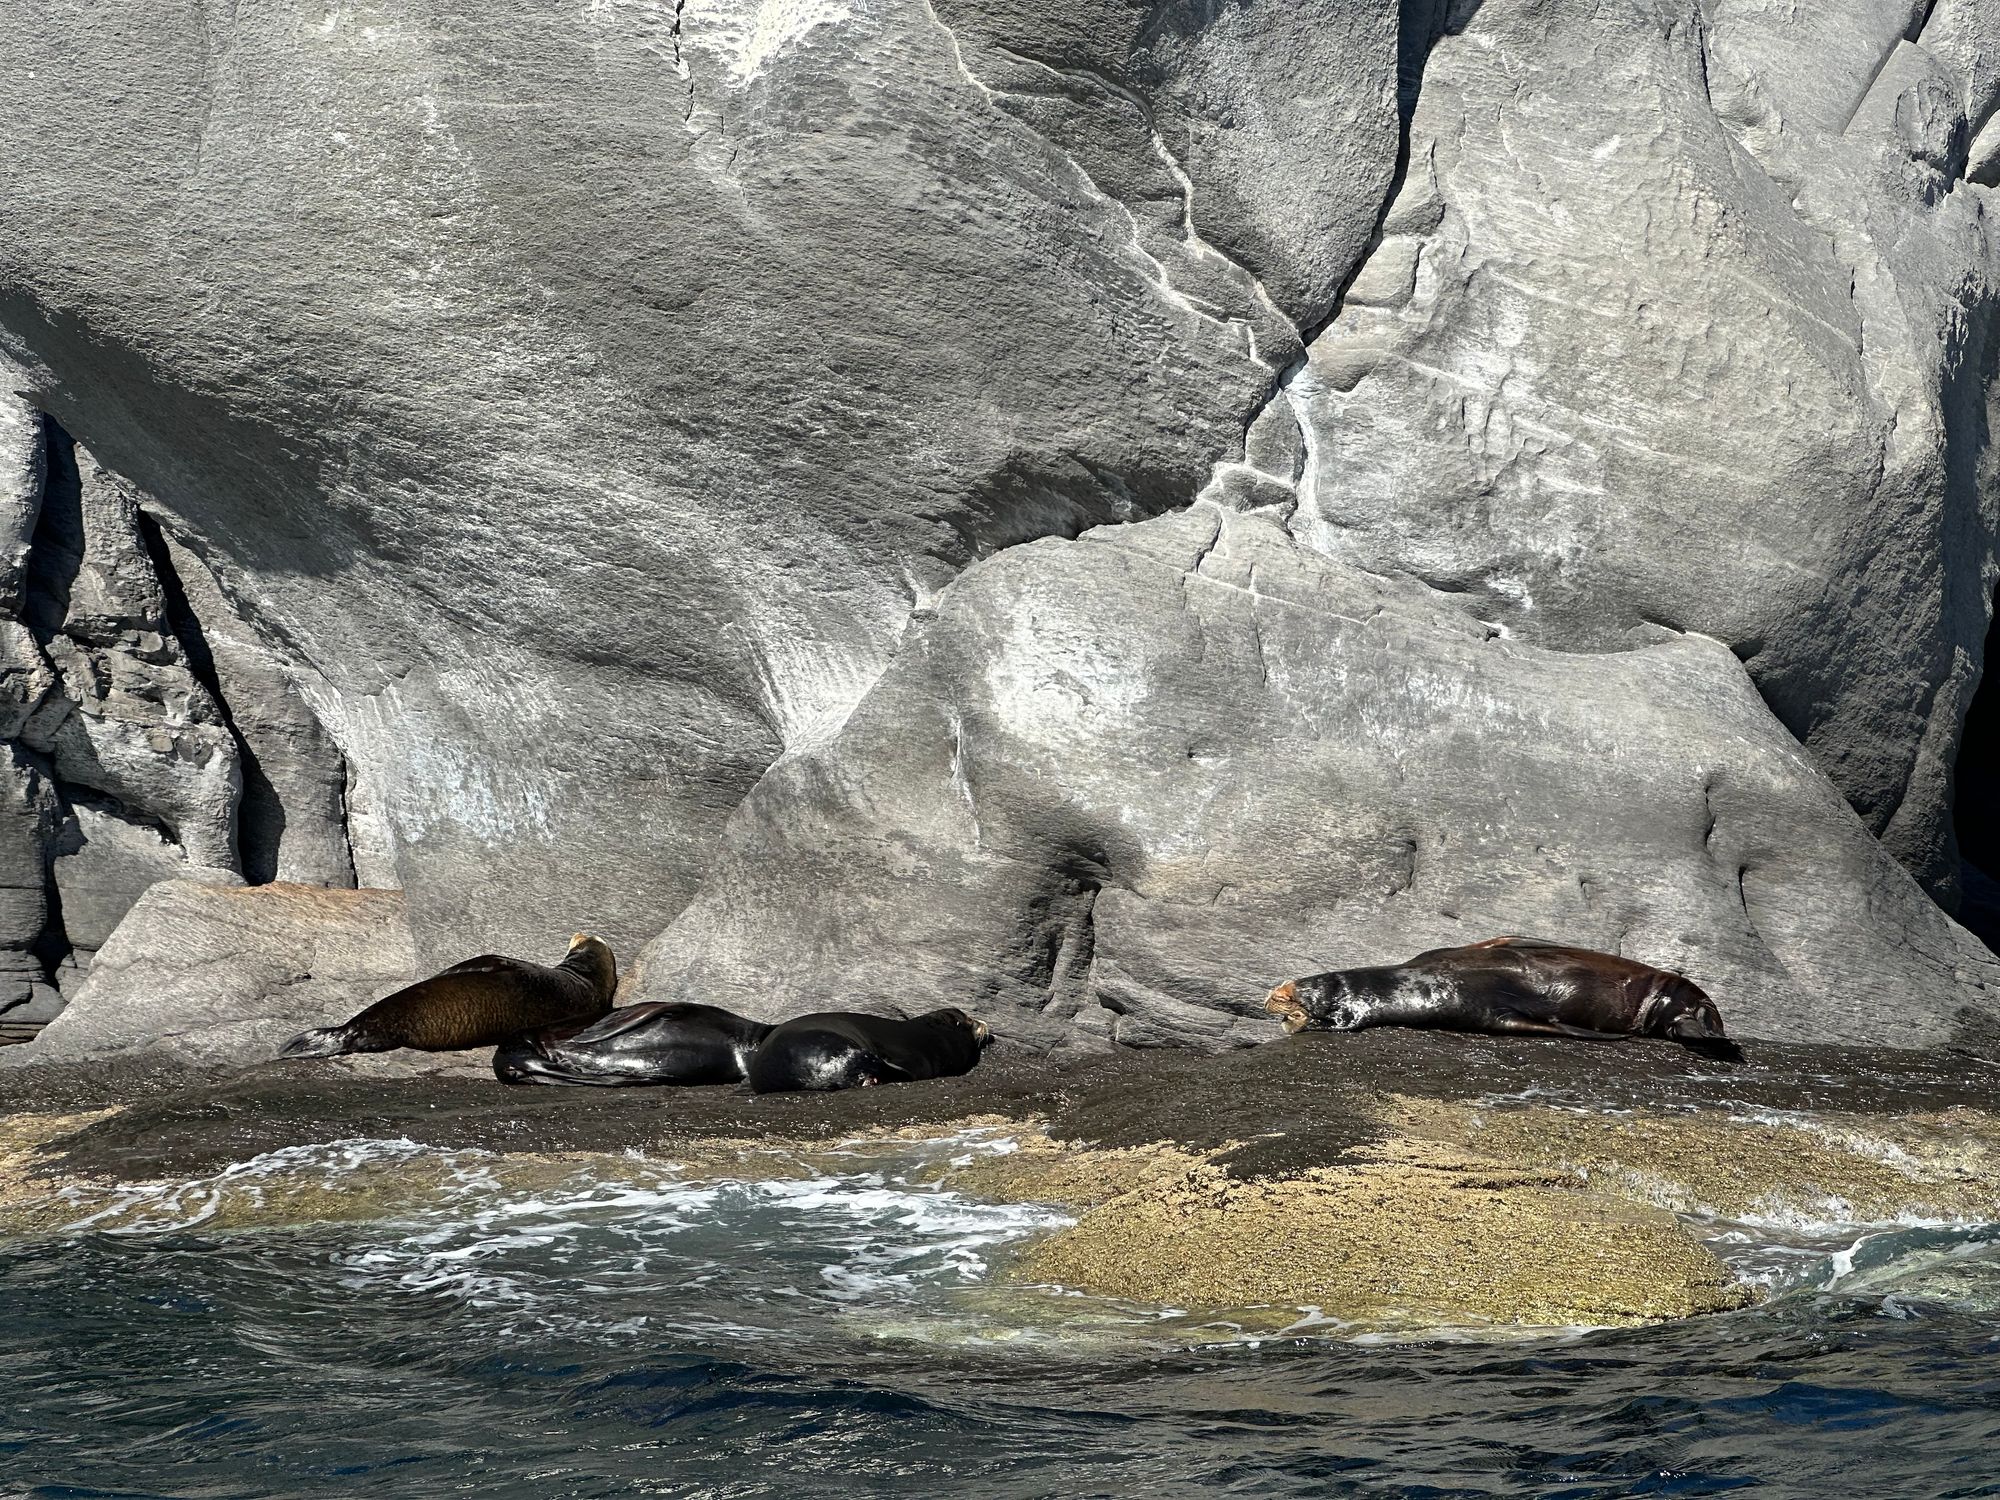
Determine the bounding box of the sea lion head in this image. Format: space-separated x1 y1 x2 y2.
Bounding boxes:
561 933 619 999
1264 975 1365 1033
1645 988 1742 1061
924 1006 993 1049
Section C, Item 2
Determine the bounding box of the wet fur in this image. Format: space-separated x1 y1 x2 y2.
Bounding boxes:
281 936 617 1058
1267 936 1742 1060
494 1002 773 1087
746 1008 991 1094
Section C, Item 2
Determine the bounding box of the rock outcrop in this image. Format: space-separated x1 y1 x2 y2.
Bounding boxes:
6 881 415 1068
0 0 1403 974
0 401 356 1017
0 0 1995 1052
1280 0 2000 904
625 505 1999 1050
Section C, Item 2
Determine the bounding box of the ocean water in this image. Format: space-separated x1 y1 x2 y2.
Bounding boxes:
2 1132 1998 1500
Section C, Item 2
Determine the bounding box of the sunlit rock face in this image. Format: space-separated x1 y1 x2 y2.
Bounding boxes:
3 881 416 1069
0 0 1400 984
624 505 2000 1051
0 0 1997 1052
1279 0 2000 902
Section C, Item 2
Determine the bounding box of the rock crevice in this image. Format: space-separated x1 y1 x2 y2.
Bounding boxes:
0 402 358 1022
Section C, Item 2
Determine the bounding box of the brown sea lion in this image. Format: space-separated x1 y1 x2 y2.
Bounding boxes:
1264 936 1740 1060
746 1008 992 1093
279 933 617 1059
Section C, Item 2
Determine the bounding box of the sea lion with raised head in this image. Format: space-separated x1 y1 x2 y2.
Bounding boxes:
746 1007 992 1094
280 933 617 1059
493 1001 773 1087
1264 936 1741 1060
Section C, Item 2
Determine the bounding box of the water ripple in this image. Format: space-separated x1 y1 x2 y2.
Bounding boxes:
3 1136 1999 1497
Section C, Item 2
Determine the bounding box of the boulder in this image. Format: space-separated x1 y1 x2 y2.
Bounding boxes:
2 882 420 1069
48 803 242 967
627 505 2000 1051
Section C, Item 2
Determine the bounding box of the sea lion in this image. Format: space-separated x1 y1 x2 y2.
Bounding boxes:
1264 936 1741 1060
746 1007 992 1094
279 933 617 1059
493 1001 773 1087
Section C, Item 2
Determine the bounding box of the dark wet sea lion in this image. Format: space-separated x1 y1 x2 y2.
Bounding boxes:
493 1001 773 1087
280 933 617 1058
1264 936 1741 1060
746 1008 992 1094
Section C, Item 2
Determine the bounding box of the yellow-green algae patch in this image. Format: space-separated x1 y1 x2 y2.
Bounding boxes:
1009 1134 1748 1328
935 1125 1211 1209
0 1109 122 1224
1387 1096 2000 1224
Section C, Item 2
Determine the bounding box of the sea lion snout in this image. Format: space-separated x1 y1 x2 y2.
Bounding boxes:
568 932 594 949
1264 981 1310 1033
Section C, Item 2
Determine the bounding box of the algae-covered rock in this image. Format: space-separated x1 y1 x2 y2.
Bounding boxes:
1012 1137 1749 1328
1389 1096 2000 1225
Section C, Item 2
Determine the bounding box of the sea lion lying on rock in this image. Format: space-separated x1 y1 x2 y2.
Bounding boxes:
493 1002 993 1092
280 933 617 1059
493 1001 773 1087
747 1008 992 1093
1265 936 1741 1060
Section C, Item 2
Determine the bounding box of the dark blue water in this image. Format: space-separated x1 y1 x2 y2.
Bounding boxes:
3 1135 1998 1500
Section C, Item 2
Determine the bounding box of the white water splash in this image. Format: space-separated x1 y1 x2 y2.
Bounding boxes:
46 1131 1077 1342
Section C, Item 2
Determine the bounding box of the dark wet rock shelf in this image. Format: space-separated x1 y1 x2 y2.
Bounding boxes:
5 1032 1999 1330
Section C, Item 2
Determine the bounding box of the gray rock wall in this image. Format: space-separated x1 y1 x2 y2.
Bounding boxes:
0 0 1996 1053
1277 0 2000 903
0 0 1401 975
0 398 356 1013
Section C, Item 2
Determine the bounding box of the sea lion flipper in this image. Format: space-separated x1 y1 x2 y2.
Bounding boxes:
1476 975 1629 1041
1482 1010 1627 1041
1538 1019 1632 1041
278 1024 395 1059
1675 1035 1746 1062
279 1026 352 1059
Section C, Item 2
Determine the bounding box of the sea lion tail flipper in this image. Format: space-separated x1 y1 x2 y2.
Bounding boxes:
278 1026 355 1060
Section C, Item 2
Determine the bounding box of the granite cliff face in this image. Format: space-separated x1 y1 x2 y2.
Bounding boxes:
1 0 1997 1054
